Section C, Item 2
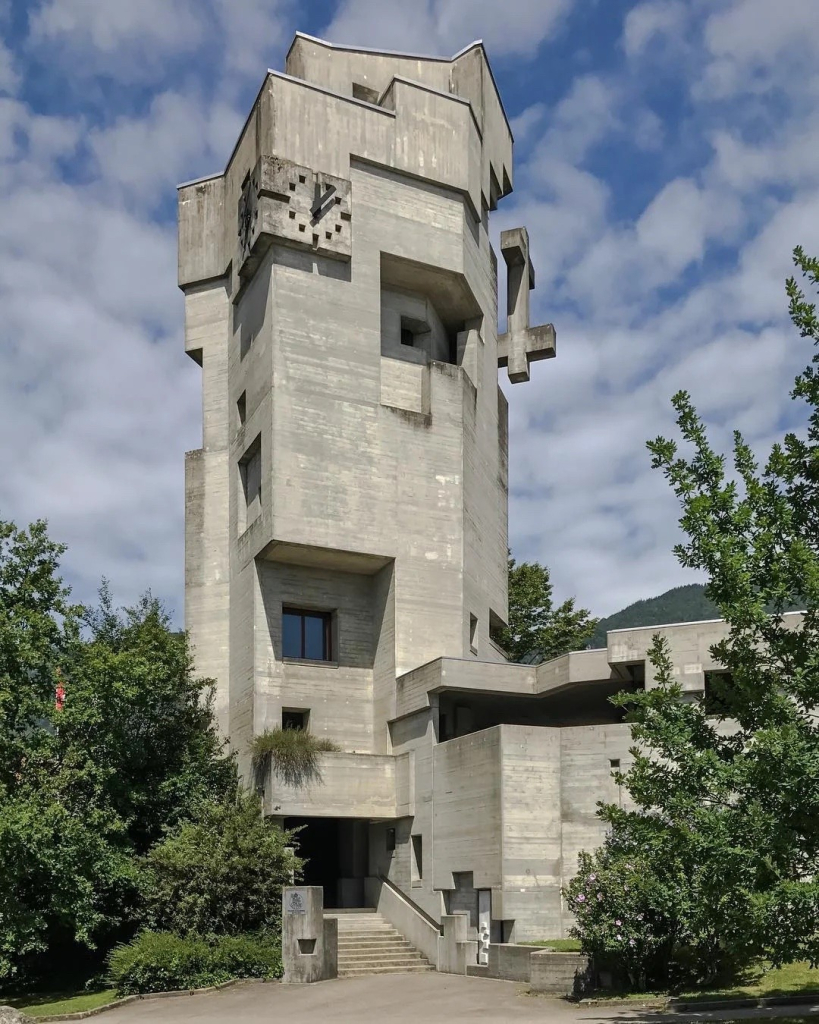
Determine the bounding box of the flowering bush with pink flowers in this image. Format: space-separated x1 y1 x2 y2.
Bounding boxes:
564 845 698 990
563 801 743 992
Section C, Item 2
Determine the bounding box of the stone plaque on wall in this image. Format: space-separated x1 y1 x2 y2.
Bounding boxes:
284 888 309 915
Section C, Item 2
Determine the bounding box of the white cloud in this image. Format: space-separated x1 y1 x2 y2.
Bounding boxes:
510 103 546 146
0 33 19 95
323 0 573 58
88 91 242 205
622 0 688 58
29 0 204 80
27 0 295 86
698 0 819 99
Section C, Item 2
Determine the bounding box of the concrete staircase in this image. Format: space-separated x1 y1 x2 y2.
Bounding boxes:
327 909 435 977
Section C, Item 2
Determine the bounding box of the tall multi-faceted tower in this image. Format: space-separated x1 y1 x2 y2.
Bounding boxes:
179 33 564 938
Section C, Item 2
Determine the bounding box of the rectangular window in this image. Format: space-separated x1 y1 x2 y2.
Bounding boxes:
282 608 332 661
411 834 423 884
282 709 309 731
352 82 380 104
386 827 396 852
704 671 733 716
609 758 620 770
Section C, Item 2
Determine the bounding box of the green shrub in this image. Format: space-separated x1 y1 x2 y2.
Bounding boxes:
108 930 282 994
251 727 339 787
143 791 302 937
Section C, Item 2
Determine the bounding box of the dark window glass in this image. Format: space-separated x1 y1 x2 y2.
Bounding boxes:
304 614 326 660
282 612 302 659
386 827 396 852
704 671 734 716
282 609 332 661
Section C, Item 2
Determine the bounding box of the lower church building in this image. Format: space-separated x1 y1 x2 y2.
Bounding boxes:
178 31 775 947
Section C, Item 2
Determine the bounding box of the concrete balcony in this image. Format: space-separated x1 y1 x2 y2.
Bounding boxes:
262 750 412 819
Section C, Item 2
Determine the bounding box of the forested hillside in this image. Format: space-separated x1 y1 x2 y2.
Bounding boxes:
588 583 803 649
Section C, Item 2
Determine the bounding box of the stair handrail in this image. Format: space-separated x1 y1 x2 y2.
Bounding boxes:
378 874 443 934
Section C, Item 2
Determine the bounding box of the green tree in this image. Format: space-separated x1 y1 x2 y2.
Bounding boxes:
492 555 598 662
0 522 237 983
568 247 819 983
143 790 302 937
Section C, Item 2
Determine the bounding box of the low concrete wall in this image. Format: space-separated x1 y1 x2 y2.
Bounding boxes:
369 876 441 968
487 943 534 982
529 950 592 997
480 944 592 997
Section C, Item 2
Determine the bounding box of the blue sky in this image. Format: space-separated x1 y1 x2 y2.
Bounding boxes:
2 0 818 624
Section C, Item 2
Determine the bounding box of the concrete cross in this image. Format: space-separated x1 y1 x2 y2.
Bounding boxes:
497 227 556 383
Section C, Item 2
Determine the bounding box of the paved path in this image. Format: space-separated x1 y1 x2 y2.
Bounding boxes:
95 975 819 1024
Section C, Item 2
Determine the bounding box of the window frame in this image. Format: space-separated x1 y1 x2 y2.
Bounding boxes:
282 607 334 662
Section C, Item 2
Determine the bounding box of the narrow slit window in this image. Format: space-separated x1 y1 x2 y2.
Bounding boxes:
411 834 423 883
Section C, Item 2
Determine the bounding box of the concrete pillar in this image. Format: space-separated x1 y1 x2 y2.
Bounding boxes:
437 913 478 975
282 886 337 983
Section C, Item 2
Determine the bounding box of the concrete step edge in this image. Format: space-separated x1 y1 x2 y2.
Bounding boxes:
338 945 415 953
339 950 427 958
338 966 434 976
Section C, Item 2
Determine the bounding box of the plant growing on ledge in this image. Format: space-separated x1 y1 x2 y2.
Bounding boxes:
251 727 340 788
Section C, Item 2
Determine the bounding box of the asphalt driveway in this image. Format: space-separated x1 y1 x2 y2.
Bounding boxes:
95 974 819 1024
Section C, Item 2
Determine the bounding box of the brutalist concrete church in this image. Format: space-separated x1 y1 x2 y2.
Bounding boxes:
178 32 763 951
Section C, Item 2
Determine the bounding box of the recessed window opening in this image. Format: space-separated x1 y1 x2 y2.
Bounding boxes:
411 834 423 883
469 614 478 655
282 709 310 731
399 315 430 351
609 758 620 770
283 608 333 661
386 827 396 852
237 391 246 426
352 82 380 104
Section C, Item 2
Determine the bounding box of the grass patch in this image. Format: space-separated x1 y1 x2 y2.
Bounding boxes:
581 960 819 1005
526 939 582 952
251 727 340 786
678 959 819 1002
6 988 119 1017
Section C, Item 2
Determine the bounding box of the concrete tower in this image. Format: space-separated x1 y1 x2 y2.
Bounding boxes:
179 34 555 920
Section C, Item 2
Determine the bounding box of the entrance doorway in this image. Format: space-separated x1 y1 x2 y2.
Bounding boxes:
284 817 369 909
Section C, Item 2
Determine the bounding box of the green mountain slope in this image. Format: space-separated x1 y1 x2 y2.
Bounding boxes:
588 583 804 649
588 584 717 648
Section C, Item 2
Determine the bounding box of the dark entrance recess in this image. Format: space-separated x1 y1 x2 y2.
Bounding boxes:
283 817 370 909
286 817 341 908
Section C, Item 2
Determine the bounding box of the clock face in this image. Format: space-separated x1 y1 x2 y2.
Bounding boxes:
311 183 337 223
238 175 258 257
235 157 352 292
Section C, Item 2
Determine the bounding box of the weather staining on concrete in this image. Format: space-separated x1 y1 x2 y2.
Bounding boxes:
178 29 763 955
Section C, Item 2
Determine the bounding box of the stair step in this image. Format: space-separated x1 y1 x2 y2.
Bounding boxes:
327 909 434 977
339 952 425 963
339 965 434 976
338 943 415 952
325 908 377 914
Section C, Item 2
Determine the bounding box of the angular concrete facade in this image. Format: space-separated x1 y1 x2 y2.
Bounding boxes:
179 32 774 946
